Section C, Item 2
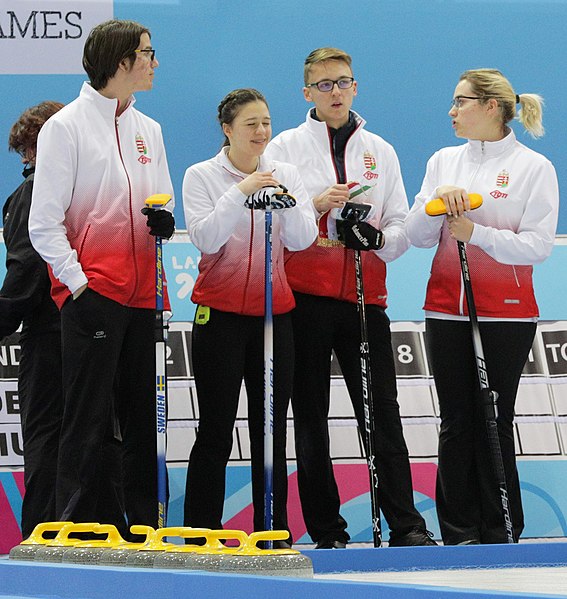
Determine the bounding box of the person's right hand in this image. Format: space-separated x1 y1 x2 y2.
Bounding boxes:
237 171 281 196
73 283 88 300
435 185 471 217
313 184 350 214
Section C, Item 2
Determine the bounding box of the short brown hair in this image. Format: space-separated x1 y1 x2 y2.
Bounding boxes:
83 19 150 90
8 101 64 156
304 47 353 85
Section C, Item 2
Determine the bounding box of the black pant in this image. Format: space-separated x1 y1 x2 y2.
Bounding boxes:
184 308 293 535
58 289 159 535
426 318 536 544
291 292 425 543
18 330 63 539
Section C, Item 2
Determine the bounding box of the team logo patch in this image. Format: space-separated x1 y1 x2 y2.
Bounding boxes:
364 151 376 171
136 133 152 164
490 190 509 199
496 169 509 188
136 133 147 155
363 151 379 180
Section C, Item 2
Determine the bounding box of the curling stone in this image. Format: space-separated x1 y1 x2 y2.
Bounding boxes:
61 524 126 565
126 527 181 568
97 525 156 567
217 530 314 578
154 528 245 571
9 522 72 561
34 522 100 563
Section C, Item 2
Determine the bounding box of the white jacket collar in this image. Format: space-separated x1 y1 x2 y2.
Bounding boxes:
80 81 136 120
467 128 516 159
216 146 274 180
303 108 366 138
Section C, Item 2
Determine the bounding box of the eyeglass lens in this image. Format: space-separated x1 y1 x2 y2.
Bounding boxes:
316 78 353 92
137 49 155 61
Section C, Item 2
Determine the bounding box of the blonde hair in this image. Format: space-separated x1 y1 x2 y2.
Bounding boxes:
460 68 544 138
304 47 352 85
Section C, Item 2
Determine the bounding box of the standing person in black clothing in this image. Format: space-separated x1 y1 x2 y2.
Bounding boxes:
2 101 64 538
183 89 316 544
29 20 174 535
406 68 558 544
267 47 436 547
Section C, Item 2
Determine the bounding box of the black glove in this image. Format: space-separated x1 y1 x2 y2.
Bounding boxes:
338 220 383 251
244 186 297 210
141 207 175 239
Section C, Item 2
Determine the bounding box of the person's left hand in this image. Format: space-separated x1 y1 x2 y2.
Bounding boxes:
141 207 175 239
447 214 474 242
339 220 384 251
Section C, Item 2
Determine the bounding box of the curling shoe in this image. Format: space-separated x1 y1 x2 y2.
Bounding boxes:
388 527 437 547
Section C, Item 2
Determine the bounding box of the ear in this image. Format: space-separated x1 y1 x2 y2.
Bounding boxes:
352 80 358 98
486 97 499 114
303 86 313 103
117 57 131 73
222 122 232 141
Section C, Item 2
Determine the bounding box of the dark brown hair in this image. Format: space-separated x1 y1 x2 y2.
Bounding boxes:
82 19 150 90
217 88 268 147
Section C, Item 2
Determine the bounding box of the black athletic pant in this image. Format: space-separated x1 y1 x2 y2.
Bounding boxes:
291 292 426 544
58 289 158 536
426 318 536 545
184 308 293 536
18 330 63 539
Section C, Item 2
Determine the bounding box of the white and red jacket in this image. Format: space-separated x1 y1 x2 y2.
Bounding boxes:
182 149 317 316
29 82 174 310
406 129 559 319
267 110 409 307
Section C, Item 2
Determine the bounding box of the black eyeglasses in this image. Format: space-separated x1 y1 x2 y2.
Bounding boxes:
450 96 482 109
135 48 156 61
306 77 354 93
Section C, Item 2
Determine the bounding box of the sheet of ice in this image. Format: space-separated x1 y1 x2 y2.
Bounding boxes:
317 566 567 596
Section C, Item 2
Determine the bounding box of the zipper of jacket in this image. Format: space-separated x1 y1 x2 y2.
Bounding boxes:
328 122 360 299
459 140 485 315
240 211 255 314
327 125 341 185
114 108 139 305
225 167 255 314
324 127 350 297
